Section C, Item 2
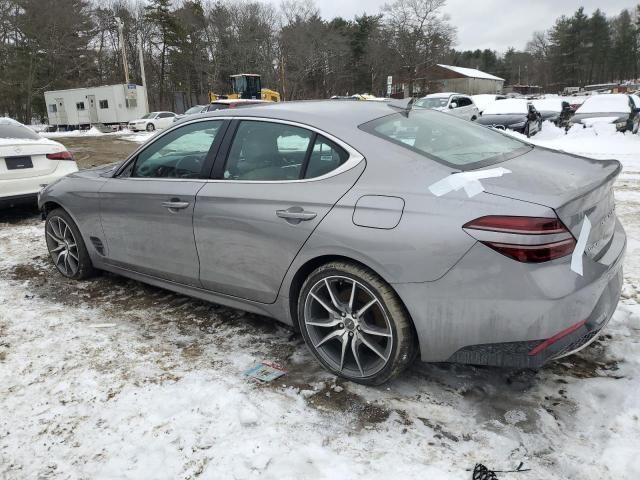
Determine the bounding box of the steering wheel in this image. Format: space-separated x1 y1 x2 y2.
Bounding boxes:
171 154 202 178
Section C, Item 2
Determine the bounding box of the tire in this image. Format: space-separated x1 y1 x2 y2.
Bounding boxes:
297 261 417 385
45 208 96 280
470 116 477 122
633 118 639 135
146 122 155 132
524 124 531 138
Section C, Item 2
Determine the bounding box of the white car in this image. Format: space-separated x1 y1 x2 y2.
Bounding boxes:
128 111 177 132
415 93 480 121
0 118 78 207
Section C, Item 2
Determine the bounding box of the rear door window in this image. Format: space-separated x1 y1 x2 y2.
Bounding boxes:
224 121 313 180
304 136 349 179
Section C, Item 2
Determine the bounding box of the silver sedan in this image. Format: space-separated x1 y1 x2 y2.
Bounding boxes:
38 101 626 384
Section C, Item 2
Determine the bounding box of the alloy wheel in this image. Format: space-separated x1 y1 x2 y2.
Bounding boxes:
45 216 80 277
303 275 393 378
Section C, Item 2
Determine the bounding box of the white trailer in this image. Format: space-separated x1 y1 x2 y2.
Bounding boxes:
44 84 148 130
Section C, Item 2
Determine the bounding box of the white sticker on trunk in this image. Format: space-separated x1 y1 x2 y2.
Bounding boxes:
571 216 591 276
429 167 512 198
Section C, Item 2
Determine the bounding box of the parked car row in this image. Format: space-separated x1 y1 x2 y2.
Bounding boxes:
570 93 640 133
128 100 271 131
413 91 640 137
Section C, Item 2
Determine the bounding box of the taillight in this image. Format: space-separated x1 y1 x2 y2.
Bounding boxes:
46 150 74 161
463 216 576 263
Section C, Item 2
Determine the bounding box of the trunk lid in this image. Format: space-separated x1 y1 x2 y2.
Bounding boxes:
480 147 621 260
0 139 63 180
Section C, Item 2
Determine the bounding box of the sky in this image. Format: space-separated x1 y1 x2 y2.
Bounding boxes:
300 0 636 52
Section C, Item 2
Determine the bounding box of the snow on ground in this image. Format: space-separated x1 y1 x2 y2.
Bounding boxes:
39 128 156 144
1 129 640 479
40 126 108 138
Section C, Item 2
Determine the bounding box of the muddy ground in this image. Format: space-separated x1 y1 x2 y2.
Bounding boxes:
60 136 140 169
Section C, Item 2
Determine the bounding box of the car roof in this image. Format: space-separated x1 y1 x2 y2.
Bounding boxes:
212 99 268 104
192 100 404 134
422 92 460 98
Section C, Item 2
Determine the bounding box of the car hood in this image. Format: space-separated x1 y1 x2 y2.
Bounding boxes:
476 114 526 126
538 111 560 120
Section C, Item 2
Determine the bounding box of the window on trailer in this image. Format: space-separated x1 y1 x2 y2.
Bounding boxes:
48 104 57 113
76 102 85 110
99 100 109 109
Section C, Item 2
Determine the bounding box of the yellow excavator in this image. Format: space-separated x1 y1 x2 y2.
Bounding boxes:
209 74 281 103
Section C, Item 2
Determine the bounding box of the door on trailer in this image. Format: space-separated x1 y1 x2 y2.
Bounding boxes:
194 119 365 303
55 98 68 126
87 95 99 124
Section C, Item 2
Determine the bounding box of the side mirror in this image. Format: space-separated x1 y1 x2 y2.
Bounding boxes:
449 102 458 109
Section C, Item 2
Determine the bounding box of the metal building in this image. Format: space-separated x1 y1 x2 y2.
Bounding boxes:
422 64 505 95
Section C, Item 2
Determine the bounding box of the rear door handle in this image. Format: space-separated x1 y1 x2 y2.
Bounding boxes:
161 200 190 210
276 207 317 223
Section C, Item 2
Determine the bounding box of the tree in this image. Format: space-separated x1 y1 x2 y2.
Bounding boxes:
382 0 455 95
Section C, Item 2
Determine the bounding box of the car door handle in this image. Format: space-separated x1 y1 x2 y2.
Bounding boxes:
276 207 317 222
161 200 190 210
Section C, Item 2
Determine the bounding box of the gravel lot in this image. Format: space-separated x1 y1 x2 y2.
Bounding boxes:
1 127 639 479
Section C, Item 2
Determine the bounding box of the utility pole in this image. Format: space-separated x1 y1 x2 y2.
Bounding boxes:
138 33 149 113
115 17 130 84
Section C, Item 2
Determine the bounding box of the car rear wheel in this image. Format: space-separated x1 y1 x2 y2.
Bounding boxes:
146 123 155 132
45 208 95 280
298 261 416 385
633 118 639 134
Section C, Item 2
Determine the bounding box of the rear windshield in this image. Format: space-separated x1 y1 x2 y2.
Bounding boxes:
415 97 449 109
0 123 41 140
360 109 531 170
208 103 230 111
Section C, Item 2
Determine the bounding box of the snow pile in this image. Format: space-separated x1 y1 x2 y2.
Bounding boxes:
483 98 529 115
532 98 563 113
120 132 156 143
505 122 640 164
42 126 105 138
472 94 502 112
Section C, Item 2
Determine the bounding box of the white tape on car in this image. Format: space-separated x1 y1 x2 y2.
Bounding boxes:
428 167 512 198
571 216 591 276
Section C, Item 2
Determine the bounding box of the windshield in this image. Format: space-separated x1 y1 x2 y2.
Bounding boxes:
360 110 531 169
0 122 41 140
185 106 204 114
140 113 156 119
415 97 449 109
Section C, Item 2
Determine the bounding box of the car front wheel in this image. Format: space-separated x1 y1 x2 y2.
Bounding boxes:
298 261 416 385
146 122 155 132
45 208 95 280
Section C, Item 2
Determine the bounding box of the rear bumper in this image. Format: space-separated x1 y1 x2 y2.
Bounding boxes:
394 218 626 367
0 162 78 205
0 193 38 208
